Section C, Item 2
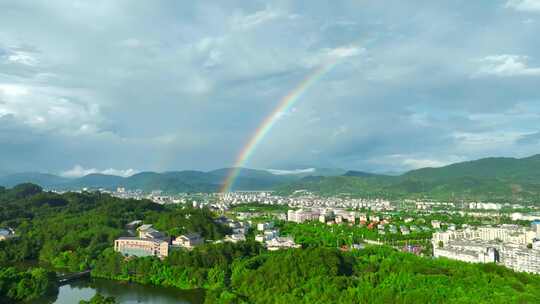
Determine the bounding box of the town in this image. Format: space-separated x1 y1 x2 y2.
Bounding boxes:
90 187 540 275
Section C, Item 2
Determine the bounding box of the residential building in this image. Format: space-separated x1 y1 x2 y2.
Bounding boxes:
266 236 301 251
172 233 204 250
225 233 246 243
255 234 265 242
432 225 540 274
287 209 319 223
257 222 274 231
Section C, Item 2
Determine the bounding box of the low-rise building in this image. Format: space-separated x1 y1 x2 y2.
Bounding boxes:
114 237 169 258
126 220 143 230
172 233 204 250
400 226 410 235
266 236 301 251
225 233 246 243
115 224 169 258
255 234 265 242
257 222 274 231
137 224 165 240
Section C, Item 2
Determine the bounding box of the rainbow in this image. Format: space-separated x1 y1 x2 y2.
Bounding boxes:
220 58 343 193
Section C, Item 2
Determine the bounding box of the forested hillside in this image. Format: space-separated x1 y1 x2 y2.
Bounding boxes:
278 154 540 201
2 184 540 303
0 184 228 302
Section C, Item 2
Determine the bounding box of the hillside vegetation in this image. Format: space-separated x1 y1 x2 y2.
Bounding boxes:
277 155 540 201
1 184 540 303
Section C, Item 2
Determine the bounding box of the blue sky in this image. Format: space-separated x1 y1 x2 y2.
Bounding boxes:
0 0 539 176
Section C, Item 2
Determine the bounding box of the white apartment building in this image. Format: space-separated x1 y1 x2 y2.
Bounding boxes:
287 209 319 223
433 225 540 274
433 225 537 246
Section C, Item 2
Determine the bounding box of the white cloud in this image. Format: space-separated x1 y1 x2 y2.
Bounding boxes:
327 46 364 59
203 49 222 68
0 84 30 96
506 0 540 12
119 38 143 48
231 7 282 30
452 131 525 149
332 125 349 137
475 55 540 77
7 50 38 66
1 46 39 66
61 165 138 178
304 45 365 67
267 168 316 175
0 83 103 134
401 158 448 169
101 168 138 177
369 154 465 170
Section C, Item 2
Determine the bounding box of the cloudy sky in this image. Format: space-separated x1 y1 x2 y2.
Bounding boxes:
1 0 539 176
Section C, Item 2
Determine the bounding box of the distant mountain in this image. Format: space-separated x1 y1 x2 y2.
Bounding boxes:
277 154 540 201
211 168 286 180
0 167 302 193
5 155 539 199
0 173 71 188
69 174 124 189
343 170 385 178
123 171 221 193
403 155 540 182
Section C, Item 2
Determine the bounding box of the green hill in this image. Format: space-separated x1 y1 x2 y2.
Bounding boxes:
0 168 302 193
277 154 540 201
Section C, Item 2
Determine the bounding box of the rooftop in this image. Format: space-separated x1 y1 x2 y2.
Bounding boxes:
137 224 153 231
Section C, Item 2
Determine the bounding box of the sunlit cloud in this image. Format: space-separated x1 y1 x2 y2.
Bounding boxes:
474 55 540 77
505 0 540 12
61 165 138 178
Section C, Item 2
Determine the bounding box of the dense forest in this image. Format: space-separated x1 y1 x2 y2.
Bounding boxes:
0 183 228 302
206 246 540 303
1 184 540 303
89 243 540 303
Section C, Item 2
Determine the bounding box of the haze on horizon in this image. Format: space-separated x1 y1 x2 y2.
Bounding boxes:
1 0 539 177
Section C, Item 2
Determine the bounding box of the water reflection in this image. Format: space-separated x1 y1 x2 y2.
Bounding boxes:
34 278 204 304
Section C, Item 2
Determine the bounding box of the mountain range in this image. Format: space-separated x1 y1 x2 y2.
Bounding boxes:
1 154 539 200
0 167 341 193
277 154 540 201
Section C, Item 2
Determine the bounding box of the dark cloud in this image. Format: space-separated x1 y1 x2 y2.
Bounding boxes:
0 0 539 174
517 132 540 145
